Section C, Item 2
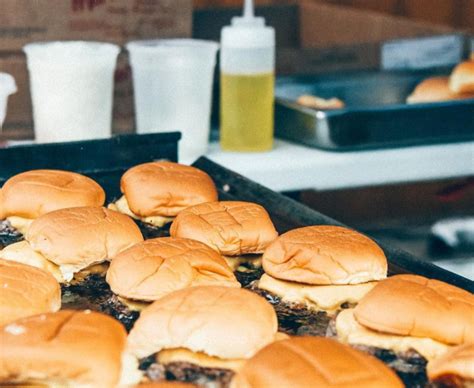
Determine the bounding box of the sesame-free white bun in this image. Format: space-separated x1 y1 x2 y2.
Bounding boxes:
25 207 143 279
106 237 240 301
0 310 127 388
231 337 403 388
449 60 474 93
427 343 474 384
0 259 61 325
354 274 474 345
0 169 105 220
407 76 474 103
262 225 387 285
170 201 278 256
119 162 218 218
127 286 279 360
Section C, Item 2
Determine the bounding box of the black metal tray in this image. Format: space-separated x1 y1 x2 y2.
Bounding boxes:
275 68 474 151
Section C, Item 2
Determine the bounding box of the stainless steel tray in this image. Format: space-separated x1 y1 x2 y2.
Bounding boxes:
275 69 474 151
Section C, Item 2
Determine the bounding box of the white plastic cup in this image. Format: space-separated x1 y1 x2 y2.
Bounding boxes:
127 39 219 163
0 73 17 129
23 41 120 143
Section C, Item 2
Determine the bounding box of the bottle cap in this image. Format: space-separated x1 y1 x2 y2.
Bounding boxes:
221 0 275 49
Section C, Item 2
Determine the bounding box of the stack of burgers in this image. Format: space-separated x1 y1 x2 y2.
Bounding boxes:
0 161 473 388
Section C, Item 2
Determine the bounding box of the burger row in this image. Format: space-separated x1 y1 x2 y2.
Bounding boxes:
0 162 472 388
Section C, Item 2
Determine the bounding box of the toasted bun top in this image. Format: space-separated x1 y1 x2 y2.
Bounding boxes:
106 237 240 301
120 162 218 217
427 343 474 382
262 225 387 285
407 76 474 103
231 337 403 388
127 286 278 359
449 60 474 93
170 201 278 255
0 259 61 326
26 207 143 267
0 169 105 220
0 310 126 388
354 274 474 345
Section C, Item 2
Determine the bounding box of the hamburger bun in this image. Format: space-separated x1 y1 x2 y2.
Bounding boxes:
406 77 474 104
106 237 240 301
0 310 128 388
354 274 474 345
0 169 105 221
127 286 279 362
427 343 474 385
231 337 403 388
449 60 474 93
118 162 218 218
26 207 143 281
170 201 278 256
0 259 61 325
262 225 387 285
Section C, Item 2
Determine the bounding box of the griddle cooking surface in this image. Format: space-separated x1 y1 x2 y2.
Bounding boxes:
1 150 472 387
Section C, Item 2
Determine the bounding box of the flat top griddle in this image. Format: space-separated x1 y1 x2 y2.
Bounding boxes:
0 135 472 387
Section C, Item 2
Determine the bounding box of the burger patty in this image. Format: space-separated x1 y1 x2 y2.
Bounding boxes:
0 219 23 249
235 263 264 287
135 220 171 239
248 281 331 336
61 273 139 331
326 317 429 388
139 355 235 388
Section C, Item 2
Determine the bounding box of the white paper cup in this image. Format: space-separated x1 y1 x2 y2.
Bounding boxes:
23 41 120 143
0 73 17 129
127 39 218 163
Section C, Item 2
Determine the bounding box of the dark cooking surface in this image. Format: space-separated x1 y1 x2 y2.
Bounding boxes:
0 220 23 249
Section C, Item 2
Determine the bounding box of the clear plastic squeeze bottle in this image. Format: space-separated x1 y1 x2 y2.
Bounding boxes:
220 0 275 151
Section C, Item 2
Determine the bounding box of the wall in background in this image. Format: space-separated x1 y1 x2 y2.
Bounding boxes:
193 0 474 33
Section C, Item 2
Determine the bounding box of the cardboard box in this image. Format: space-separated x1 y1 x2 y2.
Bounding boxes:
0 0 192 52
276 44 380 75
0 0 192 140
401 0 457 27
300 1 454 48
317 0 401 15
460 0 474 33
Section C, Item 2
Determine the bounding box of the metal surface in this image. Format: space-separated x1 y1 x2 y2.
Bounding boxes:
275 69 474 151
193 157 473 292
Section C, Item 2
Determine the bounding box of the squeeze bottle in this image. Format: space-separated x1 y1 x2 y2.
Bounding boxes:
220 0 275 151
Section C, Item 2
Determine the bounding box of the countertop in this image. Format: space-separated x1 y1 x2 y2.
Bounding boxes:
204 139 474 192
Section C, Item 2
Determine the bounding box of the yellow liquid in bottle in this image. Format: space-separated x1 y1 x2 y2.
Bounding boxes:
220 72 274 151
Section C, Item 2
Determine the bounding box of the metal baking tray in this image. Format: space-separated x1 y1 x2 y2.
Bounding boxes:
275 68 474 151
